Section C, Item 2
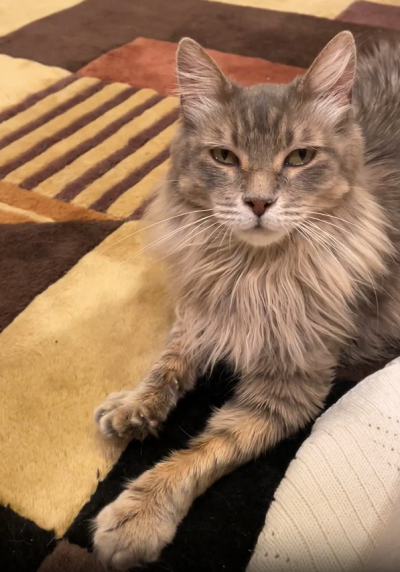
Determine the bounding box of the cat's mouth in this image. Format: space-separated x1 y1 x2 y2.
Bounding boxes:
235 227 288 248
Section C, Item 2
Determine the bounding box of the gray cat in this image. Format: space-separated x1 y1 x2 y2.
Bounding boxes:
93 32 400 569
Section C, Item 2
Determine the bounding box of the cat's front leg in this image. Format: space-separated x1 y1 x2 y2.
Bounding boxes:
94 320 196 440
93 373 331 570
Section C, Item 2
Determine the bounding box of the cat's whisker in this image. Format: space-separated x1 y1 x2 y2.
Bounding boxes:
299 225 372 331
176 222 225 258
295 225 349 317
305 211 367 236
304 221 361 275
299 223 365 301
215 226 230 257
152 221 221 264
304 221 378 308
305 214 395 295
304 216 376 278
302 208 387 238
182 219 224 249
305 211 400 272
151 217 224 264
306 219 375 280
99 209 214 253
306 216 388 313
309 220 382 327
228 229 234 251
168 218 217 252
208 223 226 246
119 215 216 264
296 227 320 260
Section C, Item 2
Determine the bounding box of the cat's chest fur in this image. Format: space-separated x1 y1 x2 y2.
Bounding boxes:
177 243 356 378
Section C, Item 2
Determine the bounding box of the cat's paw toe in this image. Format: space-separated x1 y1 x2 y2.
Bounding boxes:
94 390 159 440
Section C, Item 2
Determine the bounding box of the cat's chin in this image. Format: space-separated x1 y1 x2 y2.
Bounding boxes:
235 228 287 248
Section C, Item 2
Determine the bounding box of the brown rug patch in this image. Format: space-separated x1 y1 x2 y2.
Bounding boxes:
78 37 305 95
0 220 120 334
38 541 101 572
1 0 399 71
337 1 400 30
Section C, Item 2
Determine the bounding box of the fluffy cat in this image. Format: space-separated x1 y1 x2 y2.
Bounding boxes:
93 32 400 570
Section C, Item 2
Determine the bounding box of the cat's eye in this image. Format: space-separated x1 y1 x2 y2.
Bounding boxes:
211 148 239 166
284 148 315 167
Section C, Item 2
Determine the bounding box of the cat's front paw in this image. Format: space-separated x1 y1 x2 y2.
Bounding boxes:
94 371 180 440
93 480 178 570
94 390 156 440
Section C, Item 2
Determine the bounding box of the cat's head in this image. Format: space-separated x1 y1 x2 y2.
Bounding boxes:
169 31 364 247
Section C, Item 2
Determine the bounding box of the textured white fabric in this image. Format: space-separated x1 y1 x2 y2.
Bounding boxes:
247 358 400 572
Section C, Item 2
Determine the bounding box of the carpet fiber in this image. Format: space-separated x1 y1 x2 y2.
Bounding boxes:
1 1 400 571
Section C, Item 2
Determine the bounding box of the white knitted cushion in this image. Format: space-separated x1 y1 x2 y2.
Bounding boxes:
247 358 400 572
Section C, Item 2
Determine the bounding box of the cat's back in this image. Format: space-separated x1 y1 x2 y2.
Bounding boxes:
354 39 400 130
353 40 400 154
354 40 400 223
354 39 400 104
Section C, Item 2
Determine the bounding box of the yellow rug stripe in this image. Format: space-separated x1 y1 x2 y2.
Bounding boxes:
0 79 103 169
108 160 170 218
36 96 177 198
0 200 54 222
3 83 139 186
0 77 99 145
18 89 156 196
73 122 177 208
204 0 400 19
0 221 173 535
0 55 70 112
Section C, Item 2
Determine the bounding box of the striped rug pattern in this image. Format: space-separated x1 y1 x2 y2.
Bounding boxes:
1 1 400 571
0 77 177 221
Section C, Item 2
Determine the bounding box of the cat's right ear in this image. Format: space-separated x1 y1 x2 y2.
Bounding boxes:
176 38 230 123
299 31 356 106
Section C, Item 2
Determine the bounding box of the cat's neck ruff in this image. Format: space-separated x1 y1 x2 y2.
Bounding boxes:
148 185 391 376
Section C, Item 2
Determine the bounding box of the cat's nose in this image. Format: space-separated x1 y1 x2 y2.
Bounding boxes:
243 197 276 217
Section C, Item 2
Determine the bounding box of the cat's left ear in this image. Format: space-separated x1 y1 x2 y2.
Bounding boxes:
176 38 231 122
299 31 356 105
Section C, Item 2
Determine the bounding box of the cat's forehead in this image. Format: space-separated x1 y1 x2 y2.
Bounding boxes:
238 83 292 117
236 85 293 138
217 83 302 153
203 82 312 152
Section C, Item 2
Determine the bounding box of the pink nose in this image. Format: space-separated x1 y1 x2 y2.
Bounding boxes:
243 198 276 217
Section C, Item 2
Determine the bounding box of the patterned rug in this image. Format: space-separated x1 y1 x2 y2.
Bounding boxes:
1 1 400 571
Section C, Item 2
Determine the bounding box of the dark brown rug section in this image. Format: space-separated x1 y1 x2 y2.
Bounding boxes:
0 0 399 71
38 541 101 572
0 221 120 334
337 1 400 31
0 505 55 572
78 37 305 95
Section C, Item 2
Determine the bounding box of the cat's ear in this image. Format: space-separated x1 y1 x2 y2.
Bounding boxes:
300 31 356 105
176 38 230 122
